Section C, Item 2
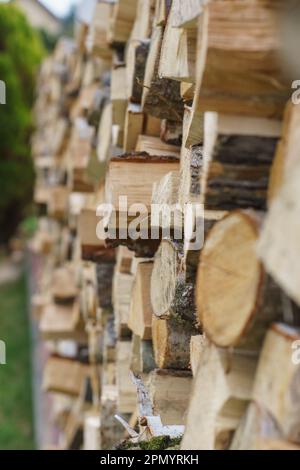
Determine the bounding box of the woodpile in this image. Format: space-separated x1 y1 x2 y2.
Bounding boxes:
30 0 300 451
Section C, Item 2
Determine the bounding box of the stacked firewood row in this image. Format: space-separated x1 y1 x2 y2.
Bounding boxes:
30 0 300 450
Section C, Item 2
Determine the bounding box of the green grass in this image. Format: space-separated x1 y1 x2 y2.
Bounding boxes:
0 273 34 449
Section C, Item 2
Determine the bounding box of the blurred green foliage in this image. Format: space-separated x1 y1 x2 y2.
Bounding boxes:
0 5 44 244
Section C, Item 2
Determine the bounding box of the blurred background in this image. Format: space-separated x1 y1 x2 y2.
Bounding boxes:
0 0 85 450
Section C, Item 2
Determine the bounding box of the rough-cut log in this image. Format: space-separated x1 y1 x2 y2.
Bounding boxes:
230 401 282 450
197 210 284 351
142 26 184 121
151 240 196 322
252 323 300 443
152 316 196 370
195 1 289 118
128 262 153 340
148 369 192 426
182 342 257 450
201 113 281 210
106 153 179 211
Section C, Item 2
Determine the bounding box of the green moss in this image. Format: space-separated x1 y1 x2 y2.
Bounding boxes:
117 435 183 451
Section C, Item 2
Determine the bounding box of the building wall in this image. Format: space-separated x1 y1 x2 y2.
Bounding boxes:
14 0 61 35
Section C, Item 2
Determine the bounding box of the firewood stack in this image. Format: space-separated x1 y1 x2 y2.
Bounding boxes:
30 0 300 450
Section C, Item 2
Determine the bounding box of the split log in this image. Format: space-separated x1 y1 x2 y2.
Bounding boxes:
128 262 153 340
152 316 196 370
154 0 172 26
190 334 207 376
136 134 180 157
51 264 78 304
116 341 137 413
182 342 257 450
159 0 196 83
123 103 144 152
126 40 150 103
171 0 203 29
43 357 90 397
195 1 289 118
111 66 127 129
106 153 179 211
140 339 156 375
142 26 184 121
197 210 284 351
47 186 69 220
151 239 196 322
108 0 139 45
39 301 86 342
116 246 134 274
130 334 156 376
257 105 300 307
113 271 134 338
96 101 112 164
252 323 300 443
148 369 192 426
201 113 281 210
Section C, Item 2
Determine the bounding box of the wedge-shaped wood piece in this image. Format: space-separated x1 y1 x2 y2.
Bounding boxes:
252 323 300 443
182 342 257 450
148 369 193 426
258 106 300 306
